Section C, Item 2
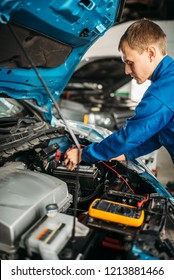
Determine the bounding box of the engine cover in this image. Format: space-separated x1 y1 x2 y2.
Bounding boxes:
0 162 72 256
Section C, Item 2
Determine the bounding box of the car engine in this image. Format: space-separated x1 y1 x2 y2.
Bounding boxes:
0 123 174 260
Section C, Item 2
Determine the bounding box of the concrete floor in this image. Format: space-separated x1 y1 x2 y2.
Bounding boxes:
156 147 174 186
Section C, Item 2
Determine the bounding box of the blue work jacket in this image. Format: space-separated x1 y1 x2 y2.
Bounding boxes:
82 55 174 163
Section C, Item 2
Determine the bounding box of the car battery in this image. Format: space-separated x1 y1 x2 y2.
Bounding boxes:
52 164 99 197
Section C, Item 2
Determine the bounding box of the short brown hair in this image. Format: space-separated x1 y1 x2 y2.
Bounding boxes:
118 19 167 55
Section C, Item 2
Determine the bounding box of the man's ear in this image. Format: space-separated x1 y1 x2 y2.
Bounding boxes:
147 46 156 62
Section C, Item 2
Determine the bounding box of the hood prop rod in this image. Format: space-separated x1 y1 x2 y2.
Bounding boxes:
7 22 81 251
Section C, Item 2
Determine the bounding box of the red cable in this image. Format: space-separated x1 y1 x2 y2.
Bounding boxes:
101 161 135 194
67 145 150 207
137 194 149 208
68 144 135 194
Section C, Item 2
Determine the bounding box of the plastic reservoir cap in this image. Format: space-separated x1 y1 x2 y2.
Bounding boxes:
46 203 58 216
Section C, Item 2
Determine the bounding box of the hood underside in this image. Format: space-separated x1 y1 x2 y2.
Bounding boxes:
0 0 124 118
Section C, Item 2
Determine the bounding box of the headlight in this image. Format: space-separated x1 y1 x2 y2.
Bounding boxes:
56 119 112 142
84 112 115 129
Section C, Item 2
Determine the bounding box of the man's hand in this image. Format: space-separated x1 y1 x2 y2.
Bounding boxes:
110 154 126 161
64 148 82 170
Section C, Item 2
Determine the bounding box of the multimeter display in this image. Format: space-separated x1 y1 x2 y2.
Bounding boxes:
88 199 144 227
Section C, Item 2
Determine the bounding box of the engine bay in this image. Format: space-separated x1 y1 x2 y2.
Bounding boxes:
0 126 174 260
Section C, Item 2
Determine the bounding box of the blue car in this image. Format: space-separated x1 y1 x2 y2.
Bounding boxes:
0 0 174 260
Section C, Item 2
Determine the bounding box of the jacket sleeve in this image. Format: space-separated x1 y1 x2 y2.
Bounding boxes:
125 134 162 160
82 92 173 163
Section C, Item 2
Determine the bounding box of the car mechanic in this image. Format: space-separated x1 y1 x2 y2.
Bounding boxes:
64 19 174 170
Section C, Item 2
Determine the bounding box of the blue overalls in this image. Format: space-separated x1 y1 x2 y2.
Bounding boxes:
82 55 174 164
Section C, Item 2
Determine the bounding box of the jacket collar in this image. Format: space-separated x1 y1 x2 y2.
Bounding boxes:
151 55 173 82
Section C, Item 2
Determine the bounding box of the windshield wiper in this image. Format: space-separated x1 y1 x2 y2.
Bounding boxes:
10 117 37 133
0 117 36 134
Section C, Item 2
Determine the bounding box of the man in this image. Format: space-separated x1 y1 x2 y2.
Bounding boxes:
64 19 174 170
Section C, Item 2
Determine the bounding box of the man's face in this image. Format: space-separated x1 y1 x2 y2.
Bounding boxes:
120 41 153 84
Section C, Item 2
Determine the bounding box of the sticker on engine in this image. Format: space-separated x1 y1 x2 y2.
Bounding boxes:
36 223 65 243
36 228 51 241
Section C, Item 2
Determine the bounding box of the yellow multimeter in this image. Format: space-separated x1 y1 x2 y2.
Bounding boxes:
88 198 144 227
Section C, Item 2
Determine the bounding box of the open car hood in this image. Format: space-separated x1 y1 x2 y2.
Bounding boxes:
0 0 124 118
